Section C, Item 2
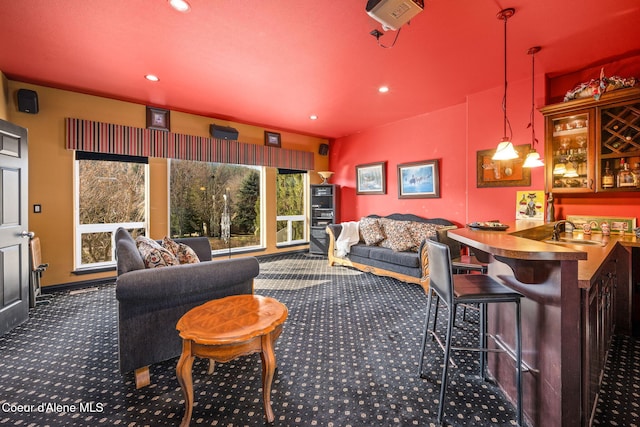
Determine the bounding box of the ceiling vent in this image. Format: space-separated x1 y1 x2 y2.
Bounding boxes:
366 0 424 31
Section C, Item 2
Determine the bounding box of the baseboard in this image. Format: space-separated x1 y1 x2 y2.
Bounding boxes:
42 277 115 294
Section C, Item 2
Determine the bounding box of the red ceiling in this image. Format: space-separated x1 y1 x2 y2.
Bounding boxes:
1 0 639 139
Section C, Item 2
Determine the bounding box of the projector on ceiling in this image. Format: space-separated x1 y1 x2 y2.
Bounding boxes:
366 0 424 31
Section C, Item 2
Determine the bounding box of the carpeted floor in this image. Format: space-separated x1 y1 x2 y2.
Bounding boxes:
0 253 637 426
592 334 640 426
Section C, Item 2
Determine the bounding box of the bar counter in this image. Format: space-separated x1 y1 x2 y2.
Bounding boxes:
447 221 638 427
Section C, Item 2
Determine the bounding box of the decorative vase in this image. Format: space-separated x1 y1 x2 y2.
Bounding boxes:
317 171 334 184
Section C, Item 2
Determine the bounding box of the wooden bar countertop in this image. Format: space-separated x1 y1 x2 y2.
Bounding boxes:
448 220 639 288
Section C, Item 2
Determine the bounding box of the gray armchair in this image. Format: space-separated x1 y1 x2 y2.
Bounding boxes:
114 228 258 388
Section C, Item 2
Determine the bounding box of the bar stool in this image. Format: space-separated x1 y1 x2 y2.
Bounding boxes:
418 239 523 426
434 229 488 324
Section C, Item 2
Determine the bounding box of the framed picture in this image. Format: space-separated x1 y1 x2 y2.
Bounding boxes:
515 190 545 220
146 107 170 131
264 131 282 148
356 161 386 195
477 144 531 188
397 159 440 199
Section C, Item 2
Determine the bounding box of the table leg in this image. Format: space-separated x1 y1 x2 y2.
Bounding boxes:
260 332 276 423
176 340 195 427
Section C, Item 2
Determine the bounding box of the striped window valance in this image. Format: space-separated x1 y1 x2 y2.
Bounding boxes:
65 118 314 170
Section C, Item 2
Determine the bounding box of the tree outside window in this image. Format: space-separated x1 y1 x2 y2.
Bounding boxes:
170 160 262 251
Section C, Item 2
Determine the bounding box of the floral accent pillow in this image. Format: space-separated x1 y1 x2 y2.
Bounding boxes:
359 217 385 246
162 237 200 264
379 221 415 252
409 222 451 250
136 236 179 268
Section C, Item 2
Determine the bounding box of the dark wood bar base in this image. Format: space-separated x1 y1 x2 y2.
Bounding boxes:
488 257 581 426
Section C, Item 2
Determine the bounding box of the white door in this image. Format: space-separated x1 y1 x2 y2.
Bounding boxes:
0 119 29 336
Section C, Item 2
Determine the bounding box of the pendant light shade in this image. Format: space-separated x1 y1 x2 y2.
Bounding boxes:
493 138 520 160
522 150 544 167
492 8 519 161
553 163 567 175
523 46 544 168
563 163 579 178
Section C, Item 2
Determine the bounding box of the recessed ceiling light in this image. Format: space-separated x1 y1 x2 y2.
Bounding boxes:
309 115 318 120
378 86 390 93
168 0 190 13
145 74 160 82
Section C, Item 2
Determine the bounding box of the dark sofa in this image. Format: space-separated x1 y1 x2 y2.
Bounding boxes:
326 213 455 287
114 228 259 388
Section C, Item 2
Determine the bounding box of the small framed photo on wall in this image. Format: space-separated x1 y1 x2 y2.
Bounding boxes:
146 107 170 131
264 131 282 148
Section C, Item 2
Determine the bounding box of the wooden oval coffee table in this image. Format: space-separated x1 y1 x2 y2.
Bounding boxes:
176 294 288 426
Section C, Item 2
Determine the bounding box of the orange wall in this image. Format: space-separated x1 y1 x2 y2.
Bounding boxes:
5 80 329 287
330 70 640 226
0 72 8 120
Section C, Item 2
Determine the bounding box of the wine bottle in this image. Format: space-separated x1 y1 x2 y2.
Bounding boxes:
602 161 614 188
632 163 640 188
617 158 634 187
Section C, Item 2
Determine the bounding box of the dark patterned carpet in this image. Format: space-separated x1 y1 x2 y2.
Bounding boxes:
0 253 637 426
592 334 640 426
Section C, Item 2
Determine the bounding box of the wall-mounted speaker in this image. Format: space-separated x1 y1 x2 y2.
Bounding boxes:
319 143 329 156
17 89 39 114
210 124 239 140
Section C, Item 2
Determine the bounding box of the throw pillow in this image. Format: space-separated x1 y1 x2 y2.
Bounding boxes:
136 236 179 268
379 219 415 252
162 237 200 264
409 222 450 250
359 217 385 245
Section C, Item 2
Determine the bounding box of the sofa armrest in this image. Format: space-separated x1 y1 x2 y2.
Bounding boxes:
326 224 342 240
115 257 258 305
325 225 343 267
418 240 430 291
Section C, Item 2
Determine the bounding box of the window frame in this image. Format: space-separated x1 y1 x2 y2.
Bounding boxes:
275 170 309 247
73 154 148 271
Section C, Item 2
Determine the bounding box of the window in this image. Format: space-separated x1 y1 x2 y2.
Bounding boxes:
276 170 308 245
74 153 147 269
169 160 263 254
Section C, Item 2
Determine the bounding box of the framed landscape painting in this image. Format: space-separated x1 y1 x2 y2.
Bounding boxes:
356 162 386 195
397 159 440 198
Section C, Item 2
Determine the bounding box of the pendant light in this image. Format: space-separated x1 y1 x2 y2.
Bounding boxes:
492 8 519 161
523 46 544 168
